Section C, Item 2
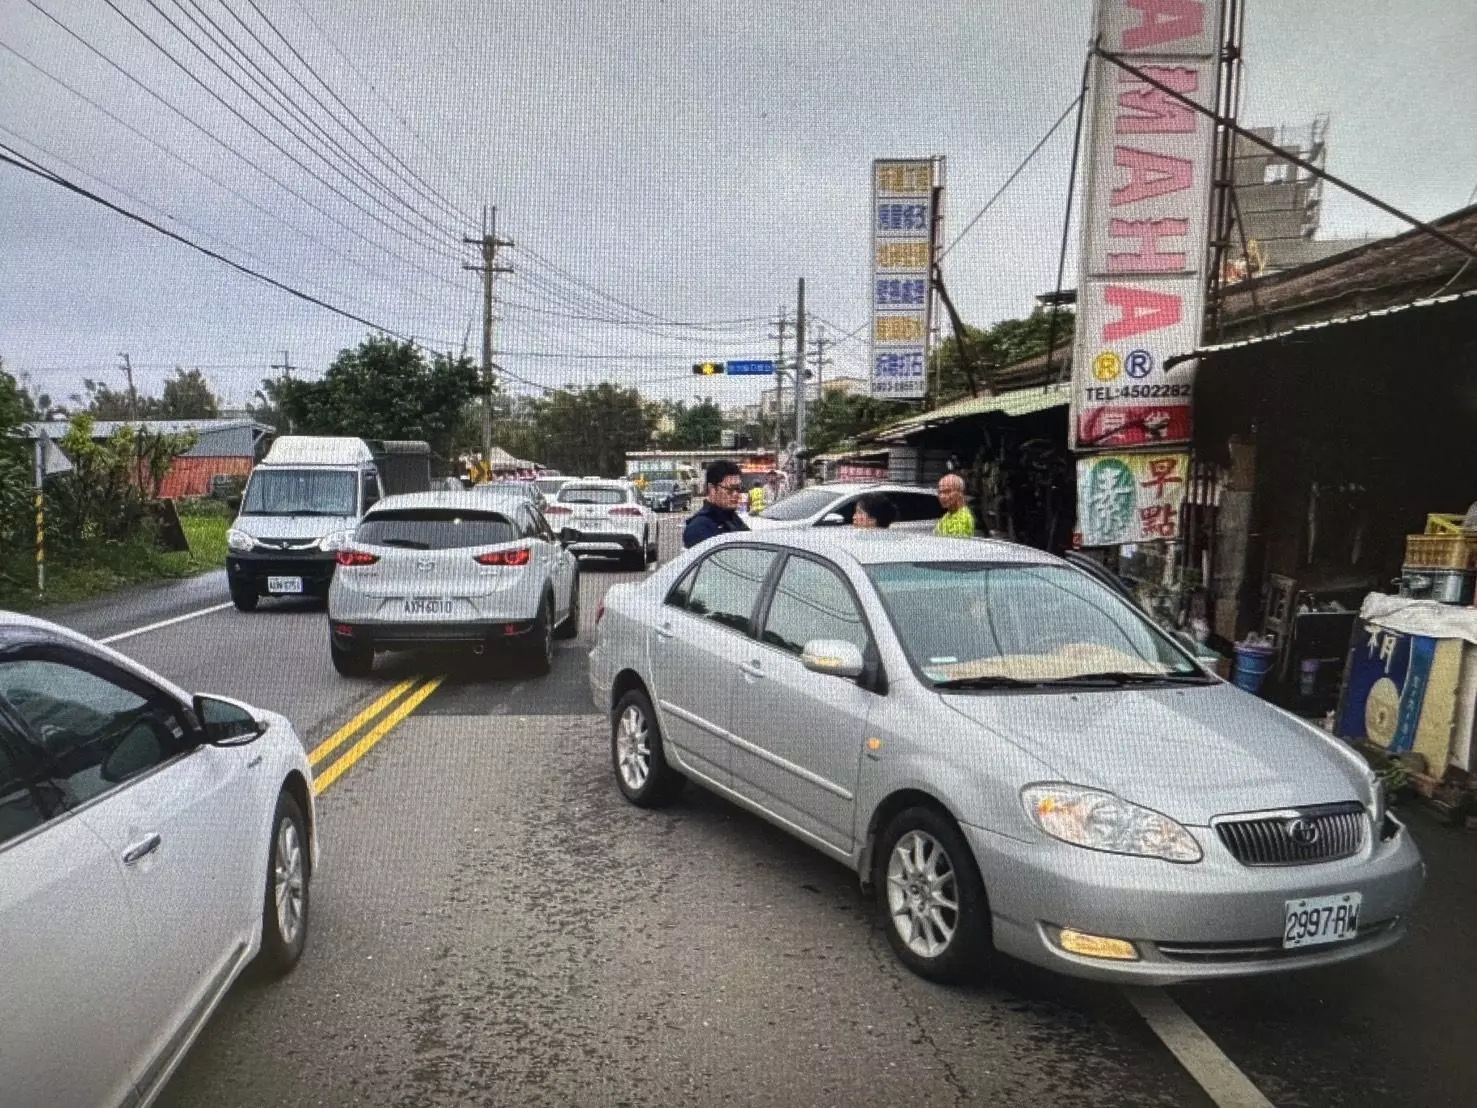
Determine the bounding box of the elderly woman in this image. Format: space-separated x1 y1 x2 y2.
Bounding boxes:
852 493 897 530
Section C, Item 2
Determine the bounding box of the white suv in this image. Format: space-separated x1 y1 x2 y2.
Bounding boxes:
543 479 657 570
745 482 944 532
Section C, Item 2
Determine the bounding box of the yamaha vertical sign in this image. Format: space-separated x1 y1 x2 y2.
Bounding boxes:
1070 0 1223 450
871 158 943 400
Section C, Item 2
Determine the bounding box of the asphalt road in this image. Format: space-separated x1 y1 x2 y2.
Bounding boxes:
41 512 1477 1107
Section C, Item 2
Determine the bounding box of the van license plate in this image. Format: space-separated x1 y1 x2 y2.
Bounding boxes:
267 576 303 594
404 598 453 616
1283 892 1361 949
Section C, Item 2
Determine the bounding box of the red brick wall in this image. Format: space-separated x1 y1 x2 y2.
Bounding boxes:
158 456 253 499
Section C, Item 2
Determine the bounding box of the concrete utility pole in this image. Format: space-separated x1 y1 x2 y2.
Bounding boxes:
769 308 789 449
118 352 138 421
463 205 513 471
271 350 298 433
793 278 807 485
810 323 829 402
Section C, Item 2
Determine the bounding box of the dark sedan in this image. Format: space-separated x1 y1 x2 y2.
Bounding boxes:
644 479 691 513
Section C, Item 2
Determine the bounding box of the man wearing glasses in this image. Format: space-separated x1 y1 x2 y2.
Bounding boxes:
683 460 751 549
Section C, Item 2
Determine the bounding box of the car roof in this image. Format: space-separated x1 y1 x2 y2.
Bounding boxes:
562 478 631 489
369 490 528 514
713 527 1059 568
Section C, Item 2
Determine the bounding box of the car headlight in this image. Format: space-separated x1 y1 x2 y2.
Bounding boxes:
319 530 352 552
226 528 257 552
1021 784 1202 863
1369 775 1387 829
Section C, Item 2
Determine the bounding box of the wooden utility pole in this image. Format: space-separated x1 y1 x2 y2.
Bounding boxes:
810 323 828 401
271 350 298 433
118 352 138 420
463 205 513 473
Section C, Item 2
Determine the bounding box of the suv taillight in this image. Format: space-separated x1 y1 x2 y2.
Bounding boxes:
475 547 531 567
336 550 378 567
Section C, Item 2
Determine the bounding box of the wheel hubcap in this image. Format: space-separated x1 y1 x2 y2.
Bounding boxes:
274 818 305 944
616 705 651 790
885 830 958 959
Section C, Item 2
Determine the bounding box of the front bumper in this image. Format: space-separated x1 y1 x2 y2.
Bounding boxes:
228 550 336 596
966 816 1425 985
331 619 538 652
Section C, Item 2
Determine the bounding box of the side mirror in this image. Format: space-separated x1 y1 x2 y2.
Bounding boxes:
194 694 266 746
801 639 866 680
818 512 846 527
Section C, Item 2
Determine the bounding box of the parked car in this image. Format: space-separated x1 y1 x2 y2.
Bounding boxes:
644 478 692 513
588 529 1422 985
0 611 318 1108
532 475 572 501
473 479 548 513
542 479 658 570
327 491 579 677
743 481 944 531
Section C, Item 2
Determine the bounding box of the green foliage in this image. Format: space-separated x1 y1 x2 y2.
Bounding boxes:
661 399 726 450
0 362 34 561
928 306 1075 404
271 335 480 468
804 391 910 457
73 367 223 420
497 383 656 477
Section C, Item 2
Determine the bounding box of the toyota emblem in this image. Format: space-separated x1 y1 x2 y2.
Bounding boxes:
1286 818 1320 846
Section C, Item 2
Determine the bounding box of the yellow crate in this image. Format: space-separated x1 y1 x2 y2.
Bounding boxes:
1425 513 1465 535
1404 534 1477 570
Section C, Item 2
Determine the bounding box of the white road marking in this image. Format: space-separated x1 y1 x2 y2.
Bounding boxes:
1125 987 1275 1108
99 602 235 645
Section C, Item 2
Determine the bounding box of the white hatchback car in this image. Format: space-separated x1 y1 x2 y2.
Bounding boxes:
327 491 580 676
0 611 317 1108
542 479 658 570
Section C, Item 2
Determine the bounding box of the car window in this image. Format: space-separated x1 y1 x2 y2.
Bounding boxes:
760 557 870 657
752 486 839 522
559 486 626 505
0 657 190 807
682 548 776 635
356 508 518 549
893 493 944 522
0 739 48 848
666 564 698 610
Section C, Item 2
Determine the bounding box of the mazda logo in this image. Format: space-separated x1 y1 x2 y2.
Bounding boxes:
1286 818 1320 846
416 559 436 572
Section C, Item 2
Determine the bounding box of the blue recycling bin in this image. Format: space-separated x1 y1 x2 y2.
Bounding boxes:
1233 642 1276 693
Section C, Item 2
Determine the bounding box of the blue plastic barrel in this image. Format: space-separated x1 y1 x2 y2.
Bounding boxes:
1233 642 1276 693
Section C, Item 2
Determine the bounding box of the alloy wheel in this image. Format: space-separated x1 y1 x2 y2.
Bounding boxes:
616 704 651 790
274 817 305 945
885 829 959 959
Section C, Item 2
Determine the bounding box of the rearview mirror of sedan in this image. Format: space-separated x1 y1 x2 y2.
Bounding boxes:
801 639 865 680
195 694 266 746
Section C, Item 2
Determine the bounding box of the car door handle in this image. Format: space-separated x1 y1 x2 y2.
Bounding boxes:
122 833 163 865
739 660 764 679
655 624 675 641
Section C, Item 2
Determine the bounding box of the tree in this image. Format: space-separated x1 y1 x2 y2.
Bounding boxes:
74 378 139 419
929 306 1075 404
519 383 656 476
0 362 34 565
273 335 480 469
804 391 910 457
662 399 726 450
156 368 221 419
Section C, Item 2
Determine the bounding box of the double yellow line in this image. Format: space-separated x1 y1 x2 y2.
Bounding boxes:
310 676 445 795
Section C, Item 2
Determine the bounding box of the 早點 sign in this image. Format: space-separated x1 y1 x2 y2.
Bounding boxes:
1075 452 1189 546
1070 0 1223 449
870 158 940 400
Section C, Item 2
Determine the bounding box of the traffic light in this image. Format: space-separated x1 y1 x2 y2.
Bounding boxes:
692 361 725 376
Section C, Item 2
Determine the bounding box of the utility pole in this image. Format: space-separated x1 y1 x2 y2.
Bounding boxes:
769 308 789 450
793 278 807 486
271 350 298 433
118 352 138 421
463 205 513 475
810 323 829 402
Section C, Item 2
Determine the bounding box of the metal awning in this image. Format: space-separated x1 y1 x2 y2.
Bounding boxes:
868 383 1070 444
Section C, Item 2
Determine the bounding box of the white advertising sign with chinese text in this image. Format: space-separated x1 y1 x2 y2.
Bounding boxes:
1076 452 1189 546
1070 0 1223 449
871 158 939 400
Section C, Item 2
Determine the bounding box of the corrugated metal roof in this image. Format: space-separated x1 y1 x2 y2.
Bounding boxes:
869 383 1070 443
1187 286 1477 359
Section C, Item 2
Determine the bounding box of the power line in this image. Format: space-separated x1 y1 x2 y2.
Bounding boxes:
940 93 1082 260
0 142 422 341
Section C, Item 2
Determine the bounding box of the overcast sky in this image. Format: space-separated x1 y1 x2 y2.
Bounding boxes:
2 0 1474 411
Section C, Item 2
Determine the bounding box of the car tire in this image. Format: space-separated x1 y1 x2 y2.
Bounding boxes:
645 530 658 564
526 595 555 675
875 806 991 984
329 635 373 677
230 579 258 612
554 572 581 640
257 790 310 977
620 545 644 571
612 688 682 807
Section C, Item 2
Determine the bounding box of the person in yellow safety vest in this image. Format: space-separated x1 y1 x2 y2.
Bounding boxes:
934 473 976 538
748 481 767 516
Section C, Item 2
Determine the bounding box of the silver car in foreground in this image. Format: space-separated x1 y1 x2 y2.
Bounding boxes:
328 491 579 677
588 530 1423 985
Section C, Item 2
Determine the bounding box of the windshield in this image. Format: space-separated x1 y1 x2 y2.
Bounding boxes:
240 468 357 517
533 479 567 495
559 486 626 505
867 562 1198 686
756 487 843 522
356 509 516 550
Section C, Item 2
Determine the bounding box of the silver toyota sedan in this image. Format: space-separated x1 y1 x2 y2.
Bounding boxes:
588 529 1424 985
